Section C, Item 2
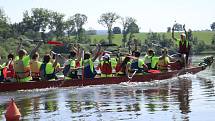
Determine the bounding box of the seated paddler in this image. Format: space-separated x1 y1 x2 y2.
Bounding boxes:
81 44 101 79
97 53 115 77
63 51 80 79
130 51 148 74
40 52 60 81
30 52 42 81
157 48 171 72
14 39 43 82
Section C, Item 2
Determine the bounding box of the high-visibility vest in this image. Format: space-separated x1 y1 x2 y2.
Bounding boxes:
131 59 145 73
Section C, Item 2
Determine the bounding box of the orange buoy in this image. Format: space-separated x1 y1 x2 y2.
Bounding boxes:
5 98 21 121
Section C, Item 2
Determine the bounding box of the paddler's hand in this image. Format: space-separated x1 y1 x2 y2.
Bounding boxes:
183 24 185 29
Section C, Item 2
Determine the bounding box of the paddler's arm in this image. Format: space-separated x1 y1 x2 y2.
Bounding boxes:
29 40 43 58
92 44 102 62
76 45 82 62
16 37 23 55
52 54 60 68
126 62 131 77
183 24 189 40
172 26 177 41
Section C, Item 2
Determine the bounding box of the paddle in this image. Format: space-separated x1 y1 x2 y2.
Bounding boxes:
23 39 64 46
90 43 118 47
127 69 138 82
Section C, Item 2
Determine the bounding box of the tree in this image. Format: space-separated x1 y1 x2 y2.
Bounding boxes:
211 22 215 31
128 22 139 41
0 8 11 39
22 8 50 33
167 27 171 32
70 13 87 43
49 11 65 39
98 12 120 44
113 27 121 34
64 18 75 37
121 17 136 47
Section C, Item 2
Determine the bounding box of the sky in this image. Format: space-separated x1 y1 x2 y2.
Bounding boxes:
0 0 215 32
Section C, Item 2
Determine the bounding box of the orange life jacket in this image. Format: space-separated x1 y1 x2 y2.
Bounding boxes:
14 59 31 79
30 60 41 78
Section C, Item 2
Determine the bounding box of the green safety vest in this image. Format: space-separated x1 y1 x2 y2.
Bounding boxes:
45 62 55 75
151 56 159 69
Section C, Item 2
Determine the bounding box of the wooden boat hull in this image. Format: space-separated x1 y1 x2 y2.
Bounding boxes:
0 66 206 92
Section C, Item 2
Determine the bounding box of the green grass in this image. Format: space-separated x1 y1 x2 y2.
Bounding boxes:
89 31 215 45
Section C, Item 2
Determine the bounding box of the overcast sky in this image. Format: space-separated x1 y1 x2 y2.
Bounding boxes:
0 0 215 32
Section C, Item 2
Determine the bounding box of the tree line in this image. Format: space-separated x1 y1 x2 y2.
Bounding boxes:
0 7 215 59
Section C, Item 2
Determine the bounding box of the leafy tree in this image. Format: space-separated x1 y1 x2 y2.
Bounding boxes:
167 27 171 32
211 22 215 31
64 18 75 37
0 8 11 40
98 12 120 44
70 13 87 43
49 11 65 39
113 27 121 34
128 22 139 41
121 17 136 47
22 8 50 33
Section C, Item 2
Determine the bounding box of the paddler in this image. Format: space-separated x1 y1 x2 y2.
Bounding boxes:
81 44 101 79
14 39 43 82
30 52 42 81
63 51 80 79
143 49 159 70
97 53 116 77
40 52 60 81
157 48 171 72
130 51 148 74
4 54 15 82
116 56 131 76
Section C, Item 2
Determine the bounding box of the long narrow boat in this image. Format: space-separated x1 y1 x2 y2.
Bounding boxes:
0 65 208 92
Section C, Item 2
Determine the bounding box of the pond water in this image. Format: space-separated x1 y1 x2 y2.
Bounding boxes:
0 55 215 121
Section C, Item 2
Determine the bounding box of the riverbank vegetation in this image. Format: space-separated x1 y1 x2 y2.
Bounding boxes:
0 8 215 59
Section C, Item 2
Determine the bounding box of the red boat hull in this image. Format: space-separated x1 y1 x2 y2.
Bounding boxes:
0 66 205 92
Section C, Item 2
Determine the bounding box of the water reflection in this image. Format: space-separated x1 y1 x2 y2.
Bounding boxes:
44 93 58 113
1 73 215 121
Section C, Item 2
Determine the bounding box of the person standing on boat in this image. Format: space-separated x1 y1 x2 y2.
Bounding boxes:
172 24 191 67
131 51 148 74
40 52 60 81
30 52 42 81
143 49 159 70
14 40 43 82
157 48 170 72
